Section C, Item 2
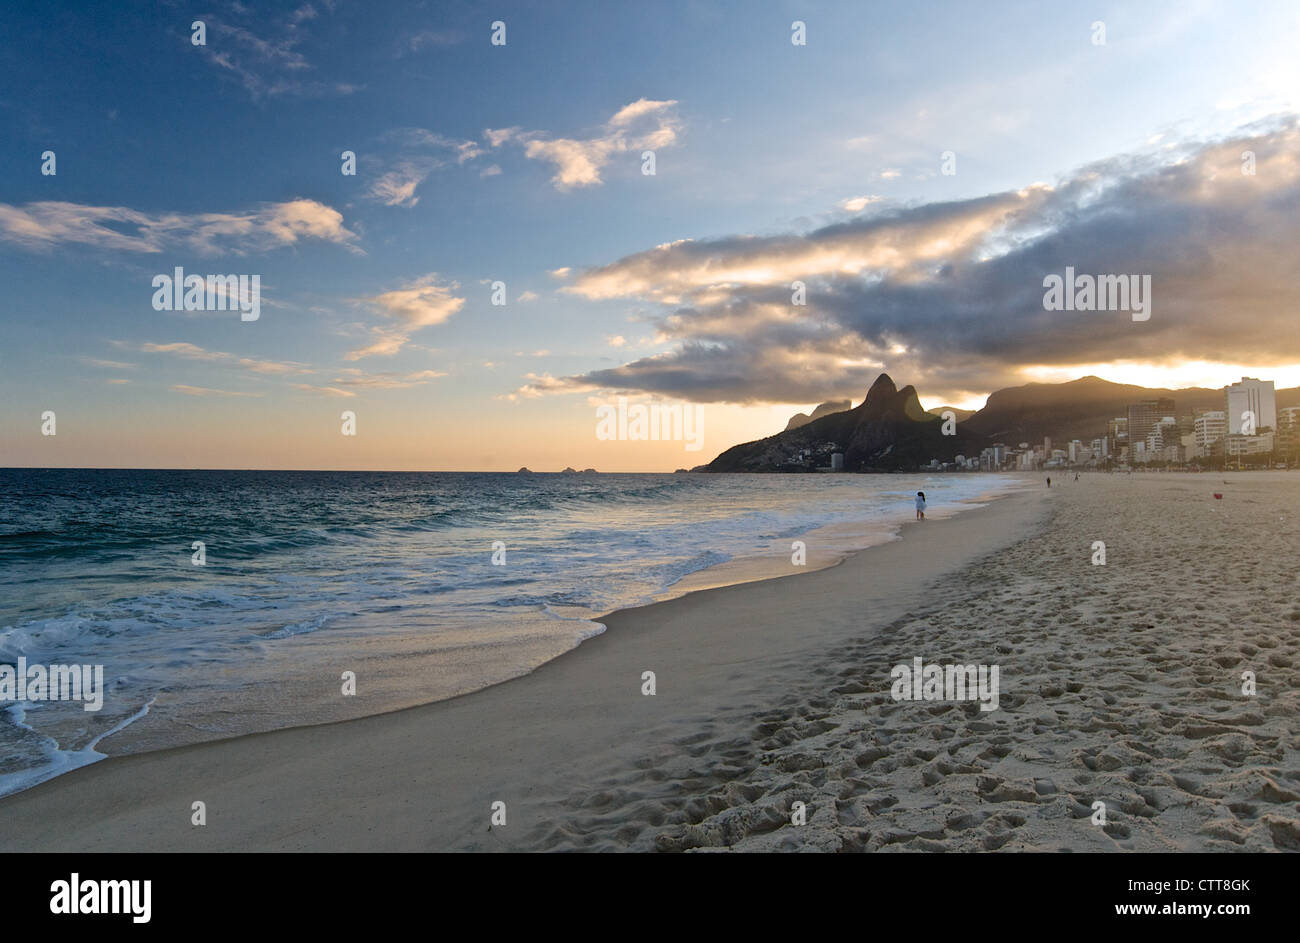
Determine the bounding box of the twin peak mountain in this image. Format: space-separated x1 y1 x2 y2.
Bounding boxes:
705 374 969 472
703 372 1300 472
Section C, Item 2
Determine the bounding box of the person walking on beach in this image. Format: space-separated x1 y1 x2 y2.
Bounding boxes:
1046 476 1051 488
915 490 926 520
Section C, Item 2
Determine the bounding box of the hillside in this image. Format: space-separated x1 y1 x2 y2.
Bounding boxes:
701 374 1300 472
705 374 982 472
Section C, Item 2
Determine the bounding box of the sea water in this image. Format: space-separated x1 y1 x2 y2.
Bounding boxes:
0 468 1023 796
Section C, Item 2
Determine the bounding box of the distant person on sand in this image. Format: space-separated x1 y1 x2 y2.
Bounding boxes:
1046 476 1051 488
915 491 926 520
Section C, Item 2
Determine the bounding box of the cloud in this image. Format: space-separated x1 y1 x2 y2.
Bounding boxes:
518 117 1300 404
199 14 358 101
143 342 228 361
0 199 359 254
363 129 486 207
293 383 356 397
326 368 447 389
517 290 538 302
366 275 464 327
82 358 136 369
369 163 430 207
171 384 263 397
404 29 465 53
142 342 312 375
345 274 465 359
563 189 1039 303
486 99 680 190
839 195 882 212
238 357 312 375
343 330 410 361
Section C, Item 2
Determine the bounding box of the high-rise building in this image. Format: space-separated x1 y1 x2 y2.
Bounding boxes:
1194 410 1226 456
1127 399 1176 456
1225 377 1276 435
1277 406 1300 462
1145 418 1177 460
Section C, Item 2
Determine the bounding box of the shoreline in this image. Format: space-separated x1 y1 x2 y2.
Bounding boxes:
0 485 1051 851
1 475 1028 797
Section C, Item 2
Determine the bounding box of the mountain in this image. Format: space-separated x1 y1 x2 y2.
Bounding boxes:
701 374 1300 472
963 375 1300 445
704 374 982 472
785 399 853 431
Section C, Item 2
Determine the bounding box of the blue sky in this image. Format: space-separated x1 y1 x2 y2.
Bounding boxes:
2 0 1298 469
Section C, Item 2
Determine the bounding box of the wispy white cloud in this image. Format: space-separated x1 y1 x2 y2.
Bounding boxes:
839 195 883 212
364 128 486 207
171 384 263 397
327 368 448 389
403 29 465 54
142 342 312 375
486 99 681 190
345 274 465 360
199 14 359 100
292 383 356 397
0 199 359 254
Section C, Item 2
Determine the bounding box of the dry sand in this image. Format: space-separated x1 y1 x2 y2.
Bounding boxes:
2 473 1296 852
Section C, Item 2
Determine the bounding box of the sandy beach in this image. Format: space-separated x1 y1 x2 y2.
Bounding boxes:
2 473 1297 852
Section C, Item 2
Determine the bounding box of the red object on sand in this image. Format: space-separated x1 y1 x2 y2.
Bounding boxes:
1213 493 1223 499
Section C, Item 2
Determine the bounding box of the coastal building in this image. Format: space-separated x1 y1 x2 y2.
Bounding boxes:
1223 432 1275 457
1127 398 1176 457
1194 410 1226 456
1225 377 1276 435
980 443 1008 470
1145 418 1177 455
1277 406 1300 463
1108 417 1128 449
830 452 844 471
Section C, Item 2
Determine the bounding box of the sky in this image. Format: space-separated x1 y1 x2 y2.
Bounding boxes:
2 0 1298 471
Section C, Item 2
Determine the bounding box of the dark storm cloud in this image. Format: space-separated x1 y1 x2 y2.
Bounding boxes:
523 118 1300 404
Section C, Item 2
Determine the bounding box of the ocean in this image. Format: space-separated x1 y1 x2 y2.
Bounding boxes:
0 468 1023 797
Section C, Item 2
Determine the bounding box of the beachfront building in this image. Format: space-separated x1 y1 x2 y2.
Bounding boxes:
979 443 1009 470
1107 417 1128 452
1223 431 1275 458
1277 406 1300 464
1127 399 1176 459
1225 377 1276 435
1193 410 1226 457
